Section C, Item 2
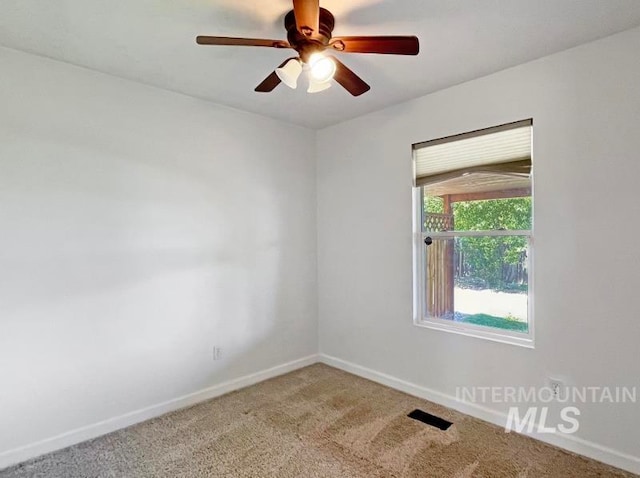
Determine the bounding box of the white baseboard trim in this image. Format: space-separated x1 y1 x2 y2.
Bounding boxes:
319 353 640 475
0 354 319 471
4 353 638 475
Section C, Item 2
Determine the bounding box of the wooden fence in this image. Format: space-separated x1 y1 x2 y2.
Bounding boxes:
425 213 454 318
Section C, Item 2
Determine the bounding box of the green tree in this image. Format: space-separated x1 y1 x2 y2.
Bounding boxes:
425 195 444 215
452 198 531 231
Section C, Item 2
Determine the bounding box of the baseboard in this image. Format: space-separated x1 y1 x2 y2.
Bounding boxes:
319 353 640 475
0 354 319 471
5 353 638 475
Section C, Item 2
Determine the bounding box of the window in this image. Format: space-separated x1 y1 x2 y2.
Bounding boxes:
412 120 533 347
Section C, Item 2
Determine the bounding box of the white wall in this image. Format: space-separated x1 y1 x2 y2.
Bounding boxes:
317 26 640 467
0 47 317 459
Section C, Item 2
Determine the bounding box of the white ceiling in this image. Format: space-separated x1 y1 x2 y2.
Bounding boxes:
2 0 640 129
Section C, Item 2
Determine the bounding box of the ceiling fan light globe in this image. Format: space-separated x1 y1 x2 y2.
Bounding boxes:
308 53 336 83
307 77 332 93
276 59 302 89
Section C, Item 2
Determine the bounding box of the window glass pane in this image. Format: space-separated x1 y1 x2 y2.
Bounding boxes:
423 192 532 232
425 235 529 333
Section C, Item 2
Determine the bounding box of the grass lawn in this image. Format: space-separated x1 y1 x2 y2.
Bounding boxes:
460 313 528 332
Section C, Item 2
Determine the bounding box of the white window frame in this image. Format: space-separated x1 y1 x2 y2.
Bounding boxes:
412 168 534 348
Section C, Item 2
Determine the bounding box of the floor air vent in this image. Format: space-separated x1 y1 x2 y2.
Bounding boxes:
407 409 453 430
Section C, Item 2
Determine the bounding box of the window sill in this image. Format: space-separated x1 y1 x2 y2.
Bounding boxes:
414 317 535 349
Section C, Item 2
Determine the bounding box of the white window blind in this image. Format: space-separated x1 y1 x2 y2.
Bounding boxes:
413 119 532 187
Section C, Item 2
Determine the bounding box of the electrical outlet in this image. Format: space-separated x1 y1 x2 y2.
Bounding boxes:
549 378 564 399
212 346 222 361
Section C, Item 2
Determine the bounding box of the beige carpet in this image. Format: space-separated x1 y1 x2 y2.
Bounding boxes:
1 364 635 477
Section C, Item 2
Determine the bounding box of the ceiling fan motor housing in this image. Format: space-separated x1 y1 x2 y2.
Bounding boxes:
285 8 335 62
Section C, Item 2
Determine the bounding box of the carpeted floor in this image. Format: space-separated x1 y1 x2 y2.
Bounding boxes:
1 364 635 477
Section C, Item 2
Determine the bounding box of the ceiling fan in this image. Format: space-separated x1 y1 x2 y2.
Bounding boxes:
196 0 419 96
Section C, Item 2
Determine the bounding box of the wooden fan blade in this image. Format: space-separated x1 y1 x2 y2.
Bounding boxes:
330 36 419 55
292 0 319 36
196 36 290 48
331 57 370 96
255 57 298 93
